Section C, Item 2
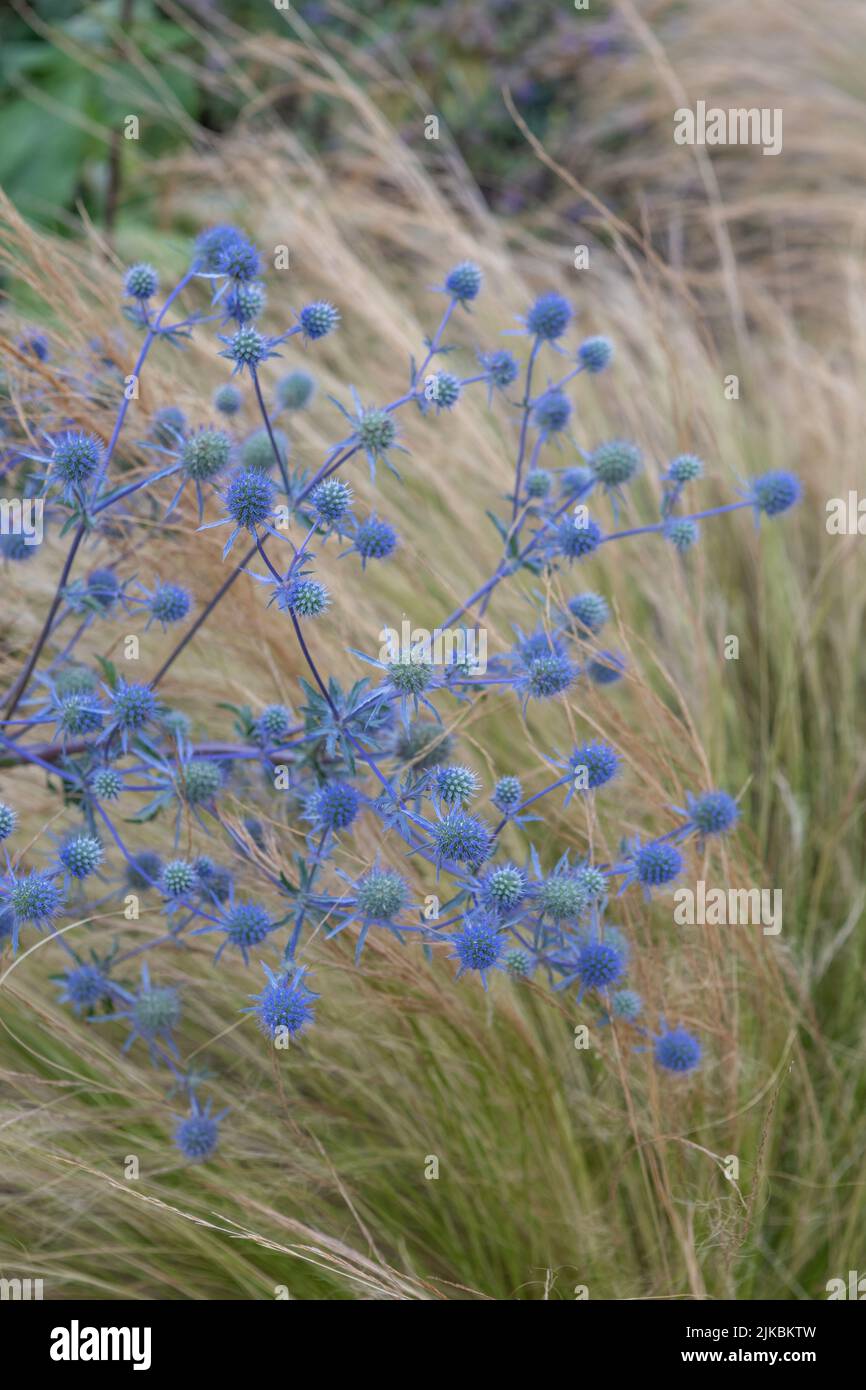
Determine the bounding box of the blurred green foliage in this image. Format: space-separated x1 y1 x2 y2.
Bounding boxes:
0 0 617 230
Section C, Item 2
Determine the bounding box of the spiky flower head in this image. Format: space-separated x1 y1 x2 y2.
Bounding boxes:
479 349 520 391
391 718 452 769
181 759 223 806
611 988 643 1022
174 1101 223 1162
161 859 197 899
525 469 553 499
480 863 528 914
213 383 242 416
216 235 261 283
91 767 123 801
557 515 603 560
277 369 316 411
314 781 361 831
570 740 619 790
354 514 397 564
577 938 626 991
225 467 274 531
357 407 397 457
568 591 609 634
280 576 330 619
427 372 461 410
194 224 246 273
576 864 607 901
666 453 703 484
449 912 505 983
560 466 595 497
589 440 641 490
85 568 121 612
525 291 572 341
532 389 571 435
522 654 575 701
51 431 103 489
56 691 103 738
247 962 318 1039
256 704 293 744
240 427 288 473
578 335 613 373
750 470 802 516
132 979 181 1039
445 261 483 303
434 764 481 805
0 803 17 841
686 790 739 837
539 872 589 923
654 1025 701 1072
55 665 97 697
224 280 267 324
387 657 433 698
110 679 156 735
634 841 683 887
222 326 269 371
58 963 109 1014
664 517 699 552
356 869 409 920
504 947 532 978
7 870 64 931
60 834 103 880
182 427 232 482
123 262 159 301
298 301 340 340
222 901 274 952
311 477 353 524
432 810 493 868
148 582 191 627
492 775 523 815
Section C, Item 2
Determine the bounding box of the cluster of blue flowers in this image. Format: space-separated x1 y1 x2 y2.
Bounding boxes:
0 227 801 1163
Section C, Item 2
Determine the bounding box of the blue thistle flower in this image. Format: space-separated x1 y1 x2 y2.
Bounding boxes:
276 370 316 411
431 810 493 869
313 781 361 831
448 911 506 987
240 427 289 473
49 431 104 497
426 371 461 411
492 775 523 815
298 301 340 340
311 477 353 526
273 575 330 619
60 834 104 880
479 349 520 395
255 704 293 745
181 758 224 807
203 467 276 556
213 383 243 416
351 514 398 567
749 470 802 517
194 224 246 273
569 740 620 793
621 838 683 896
145 582 192 629
102 961 181 1061
161 858 198 900
539 870 589 924
123 263 159 301
90 767 123 801
174 1099 225 1162
224 280 267 324
559 465 595 497
216 235 261 283
57 963 110 1014
2 869 64 950
654 1024 701 1073
434 764 481 805
664 517 699 551
578 336 613 373
576 937 626 993
245 961 318 1040
524 291 572 341
444 261 483 303
327 866 412 961
504 947 533 978
218 326 283 376
557 515 603 560
182 427 233 483
480 863 528 914
589 439 641 493
194 899 277 964
0 803 17 842
525 469 553 499
106 679 157 749
531 389 571 435
519 653 575 703
673 789 739 841
611 988 643 1022
567 591 609 634
666 453 703 485
55 691 104 739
